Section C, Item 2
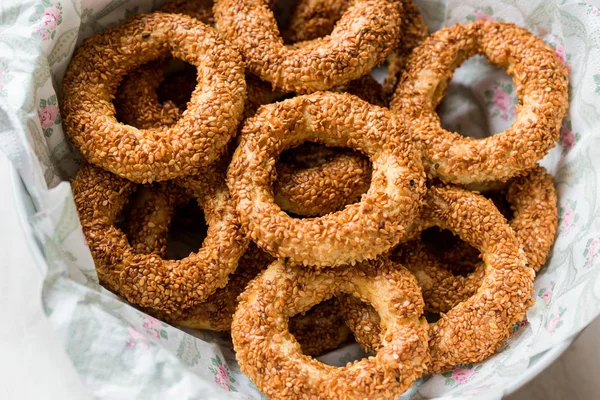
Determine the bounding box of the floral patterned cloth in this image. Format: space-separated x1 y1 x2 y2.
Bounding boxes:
1 0 600 399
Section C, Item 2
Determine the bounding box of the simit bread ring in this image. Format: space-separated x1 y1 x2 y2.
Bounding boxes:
214 0 402 93
61 13 246 183
71 163 247 312
285 0 427 97
391 21 569 185
393 165 557 313
124 187 351 355
231 257 429 399
340 185 535 373
227 92 426 267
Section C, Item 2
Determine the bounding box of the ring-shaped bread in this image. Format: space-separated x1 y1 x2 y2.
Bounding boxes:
124 187 351 355
391 21 569 184
231 257 429 399
340 185 535 373
71 163 247 312
227 92 426 267
62 13 246 183
284 0 427 96
214 0 402 93
394 165 557 313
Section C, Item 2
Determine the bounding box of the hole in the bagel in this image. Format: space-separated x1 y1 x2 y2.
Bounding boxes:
114 192 137 232
165 199 208 260
436 55 517 138
287 298 355 365
274 142 372 217
425 312 441 323
114 58 196 129
156 60 196 111
485 191 514 221
420 227 480 277
271 0 296 38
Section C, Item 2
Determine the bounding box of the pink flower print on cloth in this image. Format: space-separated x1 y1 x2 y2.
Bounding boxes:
466 6 504 23
485 83 517 122
584 237 600 269
442 364 482 386
33 1 63 41
142 316 169 340
452 368 475 384
546 306 566 335
37 95 62 137
209 356 237 392
560 120 579 152
558 200 578 235
126 327 149 349
539 283 555 305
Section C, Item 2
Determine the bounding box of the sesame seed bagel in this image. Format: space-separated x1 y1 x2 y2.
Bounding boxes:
71 163 248 313
62 12 246 183
214 0 402 93
389 166 557 314
340 185 535 373
391 21 569 185
284 0 427 97
123 187 351 355
231 257 429 399
227 92 426 267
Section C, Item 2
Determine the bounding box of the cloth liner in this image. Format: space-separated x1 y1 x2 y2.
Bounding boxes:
1 0 599 398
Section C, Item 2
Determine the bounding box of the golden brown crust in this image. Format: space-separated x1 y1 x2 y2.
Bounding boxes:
214 0 402 93
62 13 246 183
72 164 248 313
340 185 535 373
151 243 271 331
391 21 569 185
284 0 427 97
227 92 426 267
504 166 558 273
231 257 429 399
113 66 376 218
334 73 388 107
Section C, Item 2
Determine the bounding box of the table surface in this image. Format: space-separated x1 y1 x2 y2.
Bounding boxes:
507 317 600 400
